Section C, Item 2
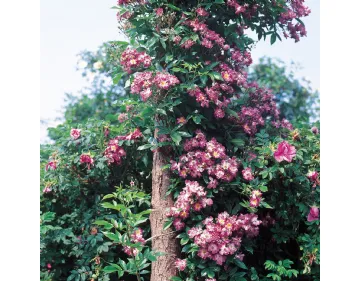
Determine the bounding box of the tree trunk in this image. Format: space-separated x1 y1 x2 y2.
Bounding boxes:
150 127 179 281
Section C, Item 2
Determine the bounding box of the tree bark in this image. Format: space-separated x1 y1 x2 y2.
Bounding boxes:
150 127 180 281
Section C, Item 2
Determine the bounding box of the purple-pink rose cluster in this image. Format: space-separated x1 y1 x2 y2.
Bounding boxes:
130 71 179 102
188 212 262 265
123 228 145 256
167 180 213 230
104 138 126 165
120 48 151 73
170 130 239 185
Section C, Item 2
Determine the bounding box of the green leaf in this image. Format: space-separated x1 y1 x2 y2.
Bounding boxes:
200 75 208 85
178 131 192 137
102 194 115 200
166 4 181 11
170 132 182 145
112 72 124 85
101 202 122 211
259 185 268 192
271 33 277 45
192 115 201 124
163 218 173 230
180 237 189 245
103 264 122 273
261 201 273 209
210 71 223 81
147 254 157 262
230 139 245 147
137 144 153 150
102 231 121 242
93 220 113 229
170 277 183 281
160 38 167 50
234 259 248 270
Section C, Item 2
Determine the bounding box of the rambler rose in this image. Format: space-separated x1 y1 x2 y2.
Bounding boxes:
154 7 163 16
120 48 152 73
242 167 254 181
118 128 143 140
80 154 94 169
187 212 262 265
176 116 187 125
311 126 319 135
249 190 262 208
307 206 319 222
70 128 81 140
174 258 187 271
45 161 57 171
307 171 319 186
274 141 297 163
118 113 128 123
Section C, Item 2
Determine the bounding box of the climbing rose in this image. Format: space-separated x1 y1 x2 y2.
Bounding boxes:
118 128 143 140
174 258 187 271
118 113 128 123
311 126 319 135
177 116 187 124
43 185 52 193
120 48 152 73
130 228 145 244
80 154 94 169
104 138 126 165
196 7 209 17
307 207 319 222
188 212 261 265
47 263 52 269
155 8 163 16
249 190 262 208
205 279 217 281
242 167 254 181
123 246 139 256
70 128 81 140
274 141 297 163
307 171 319 185
45 161 57 171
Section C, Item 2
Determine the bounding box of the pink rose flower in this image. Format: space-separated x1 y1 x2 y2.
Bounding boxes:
70 128 81 140
80 154 94 169
118 113 128 123
177 116 187 125
45 161 57 171
311 126 319 135
155 8 163 16
43 185 52 193
174 258 187 271
242 167 254 181
274 141 297 163
307 207 319 222
307 171 318 180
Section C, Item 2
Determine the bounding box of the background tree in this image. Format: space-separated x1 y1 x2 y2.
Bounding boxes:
249 57 319 122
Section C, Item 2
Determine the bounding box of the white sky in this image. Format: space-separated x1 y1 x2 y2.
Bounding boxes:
40 0 319 143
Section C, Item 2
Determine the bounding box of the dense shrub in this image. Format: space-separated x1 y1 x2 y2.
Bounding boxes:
41 1 319 280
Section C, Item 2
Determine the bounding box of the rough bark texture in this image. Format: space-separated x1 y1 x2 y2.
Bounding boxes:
150 128 180 281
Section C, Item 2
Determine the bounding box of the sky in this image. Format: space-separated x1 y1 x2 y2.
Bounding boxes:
40 0 319 143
